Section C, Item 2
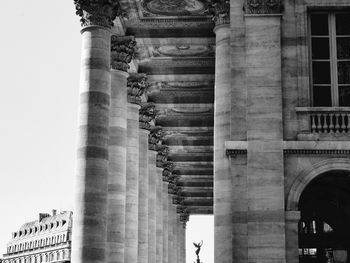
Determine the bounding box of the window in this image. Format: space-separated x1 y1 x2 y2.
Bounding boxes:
310 12 350 106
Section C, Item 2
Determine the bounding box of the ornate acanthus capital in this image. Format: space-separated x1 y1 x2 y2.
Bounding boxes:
73 0 122 28
156 145 169 168
179 209 190 227
245 0 281 14
139 103 156 130
208 0 230 27
111 36 137 72
162 161 175 182
127 73 148 104
148 127 164 151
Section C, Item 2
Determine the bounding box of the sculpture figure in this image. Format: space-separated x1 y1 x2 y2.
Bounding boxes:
193 240 203 262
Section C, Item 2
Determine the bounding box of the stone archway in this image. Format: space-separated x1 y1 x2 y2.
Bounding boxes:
286 158 350 263
286 158 350 211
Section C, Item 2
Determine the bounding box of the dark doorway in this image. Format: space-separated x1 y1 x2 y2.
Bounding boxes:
298 170 350 263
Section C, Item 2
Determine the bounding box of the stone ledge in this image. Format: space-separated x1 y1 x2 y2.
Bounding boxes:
225 140 350 156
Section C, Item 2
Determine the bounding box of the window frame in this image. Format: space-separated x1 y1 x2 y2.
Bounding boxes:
309 10 350 107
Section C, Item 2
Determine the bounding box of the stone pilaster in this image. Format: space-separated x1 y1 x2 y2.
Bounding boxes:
107 35 136 263
285 211 300 263
162 181 169 263
212 1 232 263
156 167 163 263
245 11 285 263
72 2 118 263
148 150 157 263
167 196 174 263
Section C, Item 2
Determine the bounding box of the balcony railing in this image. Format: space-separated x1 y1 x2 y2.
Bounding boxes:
296 107 350 134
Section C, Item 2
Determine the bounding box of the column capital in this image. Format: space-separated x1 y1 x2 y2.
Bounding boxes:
127 73 147 104
139 103 156 130
74 0 122 28
148 127 164 151
168 174 179 195
162 161 175 182
245 0 282 15
156 145 169 168
208 0 230 27
111 36 137 72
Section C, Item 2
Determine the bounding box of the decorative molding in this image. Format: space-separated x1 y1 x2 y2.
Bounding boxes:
139 103 156 130
152 45 214 58
127 73 148 104
284 149 350 155
226 149 247 157
208 0 230 26
111 36 137 72
73 0 122 28
245 0 282 15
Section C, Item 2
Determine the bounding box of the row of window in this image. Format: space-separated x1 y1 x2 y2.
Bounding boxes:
4 250 70 263
299 220 333 235
13 221 67 239
7 234 67 254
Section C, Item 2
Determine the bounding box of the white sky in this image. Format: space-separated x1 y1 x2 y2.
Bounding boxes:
0 1 214 262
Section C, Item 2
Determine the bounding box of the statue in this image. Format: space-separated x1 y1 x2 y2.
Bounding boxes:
193 240 203 263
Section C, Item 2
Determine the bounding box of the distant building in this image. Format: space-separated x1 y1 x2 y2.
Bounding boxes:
2 210 72 263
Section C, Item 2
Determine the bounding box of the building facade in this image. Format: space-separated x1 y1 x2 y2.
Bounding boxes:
71 0 350 263
3 211 72 263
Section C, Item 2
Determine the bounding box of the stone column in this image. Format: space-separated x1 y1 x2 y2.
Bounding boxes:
168 196 174 263
137 79 152 263
162 181 169 263
285 211 300 263
138 129 149 263
107 36 136 263
245 2 285 263
156 167 164 263
148 150 157 263
72 2 120 263
211 2 232 263
125 72 142 262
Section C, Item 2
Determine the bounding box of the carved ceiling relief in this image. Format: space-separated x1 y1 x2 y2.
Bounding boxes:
141 0 208 17
245 0 281 14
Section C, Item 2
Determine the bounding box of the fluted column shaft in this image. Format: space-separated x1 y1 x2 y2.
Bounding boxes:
125 103 140 262
214 22 232 263
148 150 157 263
72 26 111 263
138 129 149 263
162 182 169 263
107 69 128 263
156 167 163 263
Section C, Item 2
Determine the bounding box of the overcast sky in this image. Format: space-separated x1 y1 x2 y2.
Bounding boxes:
0 1 213 262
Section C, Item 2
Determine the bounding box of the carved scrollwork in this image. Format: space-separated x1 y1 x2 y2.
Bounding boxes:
111 36 137 72
139 103 157 130
73 0 123 28
207 0 230 26
127 73 148 104
148 127 164 151
245 0 281 14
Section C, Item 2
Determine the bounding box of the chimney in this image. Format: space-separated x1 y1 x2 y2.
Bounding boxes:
52 209 57 216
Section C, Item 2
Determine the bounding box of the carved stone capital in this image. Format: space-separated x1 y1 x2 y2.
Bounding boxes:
208 0 230 27
245 0 281 14
139 103 156 130
111 36 137 72
127 73 147 104
73 0 122 28
179 210 190 226
156 145 169 168
162 161 175 182
148 127 164 151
